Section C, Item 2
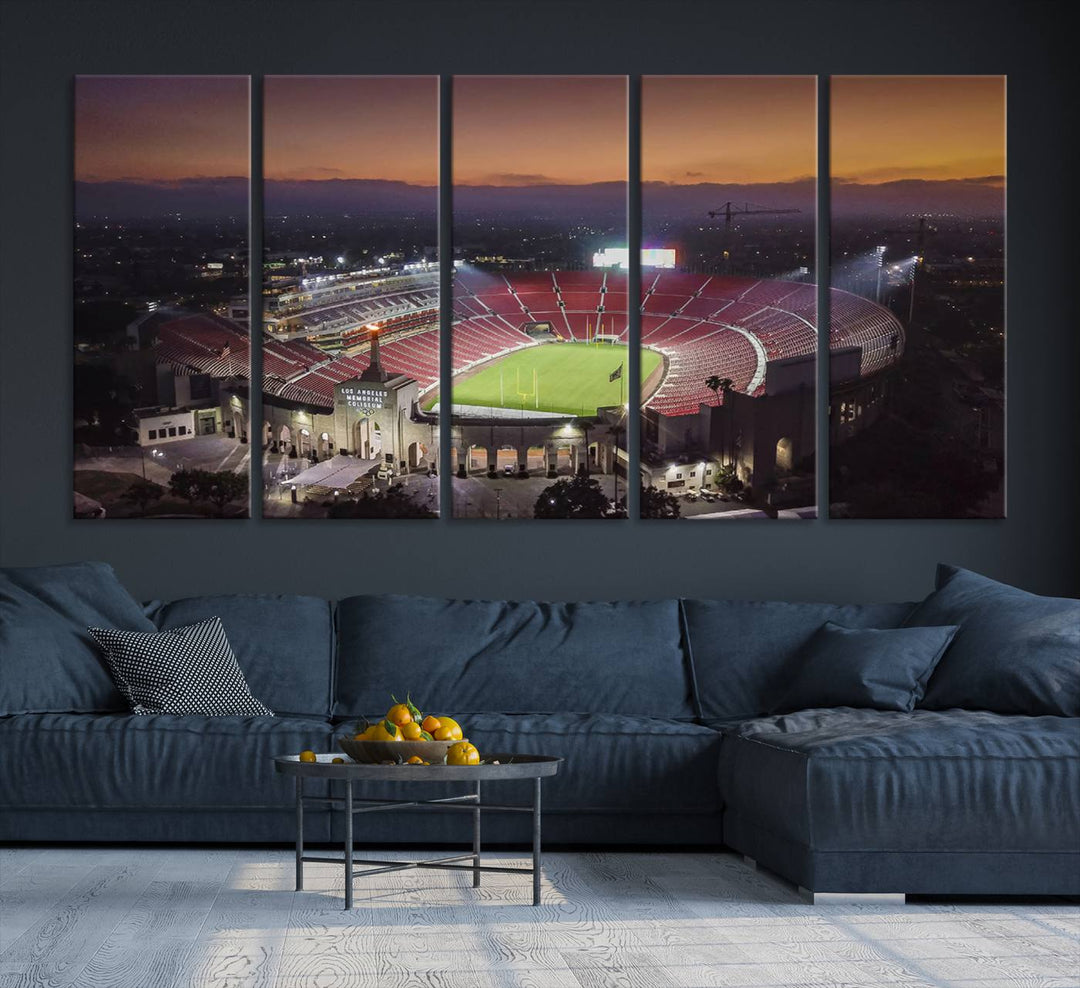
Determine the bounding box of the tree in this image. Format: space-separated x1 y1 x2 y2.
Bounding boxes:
533 475 613 519
324 483 437 519
714 463 743 496
168 468 204 505
168 468 248 516
640 485 681 519
704 376 734 465
830 416 999 518
203 471 249 517
704 375 733 406
121 478 164 516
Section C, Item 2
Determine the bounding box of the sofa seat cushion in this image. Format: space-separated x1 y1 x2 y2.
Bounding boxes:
331 712 723 815
145 594 334 717
336 596 692 720
718 709 1080 853
0 713 333 811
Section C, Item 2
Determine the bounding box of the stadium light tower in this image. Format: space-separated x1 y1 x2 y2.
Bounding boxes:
874 246 887 303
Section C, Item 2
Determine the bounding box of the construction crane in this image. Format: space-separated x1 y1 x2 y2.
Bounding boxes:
707 201 801 226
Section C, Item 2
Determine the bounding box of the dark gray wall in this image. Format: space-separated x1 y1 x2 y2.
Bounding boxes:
1 0 1076 603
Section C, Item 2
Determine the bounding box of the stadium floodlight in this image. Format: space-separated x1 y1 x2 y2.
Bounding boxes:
591 247 676 270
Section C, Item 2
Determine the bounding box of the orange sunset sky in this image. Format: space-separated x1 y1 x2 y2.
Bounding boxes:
75 76 249 183
264 76 438 184
453 76 626 186
832 76 1005 184
75 75 1005 189
644 76 816 185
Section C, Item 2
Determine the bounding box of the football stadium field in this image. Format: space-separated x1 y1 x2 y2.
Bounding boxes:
435 343 662 416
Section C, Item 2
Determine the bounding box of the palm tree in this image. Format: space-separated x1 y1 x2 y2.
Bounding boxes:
704 376 735 470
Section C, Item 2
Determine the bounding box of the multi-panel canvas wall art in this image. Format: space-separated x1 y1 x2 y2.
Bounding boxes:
74 76 251 518
73 74 1006 522
261 76 440 518
640 76 817 519
449 76 628 519
829 76 1006 518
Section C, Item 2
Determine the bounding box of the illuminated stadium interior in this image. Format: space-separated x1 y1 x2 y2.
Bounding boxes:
155 268 903 421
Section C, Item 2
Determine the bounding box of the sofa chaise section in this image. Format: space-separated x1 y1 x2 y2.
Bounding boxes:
718 708 1080 896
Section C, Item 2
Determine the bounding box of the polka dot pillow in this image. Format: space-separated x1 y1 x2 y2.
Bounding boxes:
88 617 273 716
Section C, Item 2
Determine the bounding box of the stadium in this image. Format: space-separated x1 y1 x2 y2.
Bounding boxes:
138 263 904 502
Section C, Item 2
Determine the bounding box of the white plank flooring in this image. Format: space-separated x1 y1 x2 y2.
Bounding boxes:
0 848 1077 988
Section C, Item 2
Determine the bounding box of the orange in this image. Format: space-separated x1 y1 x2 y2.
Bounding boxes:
421 715 442 734
370 720 402 742
432 716 463 741
400 721 423 740
386 703 412 727
406 755 425 764
298 750 317 763
446 741 480 766
331 757 345 764
354 725 377 741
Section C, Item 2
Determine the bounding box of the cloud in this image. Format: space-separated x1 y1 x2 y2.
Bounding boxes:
480 172 565 186
684 170 705 178
274 166 346 180
836 162 1004 185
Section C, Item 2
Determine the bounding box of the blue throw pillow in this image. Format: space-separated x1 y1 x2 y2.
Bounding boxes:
772 621 959 714
0 562 156 715
905 565 1080 716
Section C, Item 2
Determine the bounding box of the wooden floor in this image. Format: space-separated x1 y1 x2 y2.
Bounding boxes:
1 848 1077 988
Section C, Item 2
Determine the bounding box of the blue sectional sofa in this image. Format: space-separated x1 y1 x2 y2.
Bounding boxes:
1 562 1077 897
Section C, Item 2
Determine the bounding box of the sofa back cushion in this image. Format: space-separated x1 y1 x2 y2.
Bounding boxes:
906 564 1080 716
681 598 916 723
0 562 156 715
335 595 691 720
145 595 334 718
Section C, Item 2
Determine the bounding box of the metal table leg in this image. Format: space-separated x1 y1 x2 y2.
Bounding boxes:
532 777 542 906
344 779 353 910
473 780 481 888
295 776 304 891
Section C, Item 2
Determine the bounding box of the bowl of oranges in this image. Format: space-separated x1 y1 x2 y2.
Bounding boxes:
337 695 479 766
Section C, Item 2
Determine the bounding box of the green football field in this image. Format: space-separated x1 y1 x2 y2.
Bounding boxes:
431 343 662 416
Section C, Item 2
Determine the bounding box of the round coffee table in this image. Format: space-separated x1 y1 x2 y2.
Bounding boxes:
273 753 562 908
